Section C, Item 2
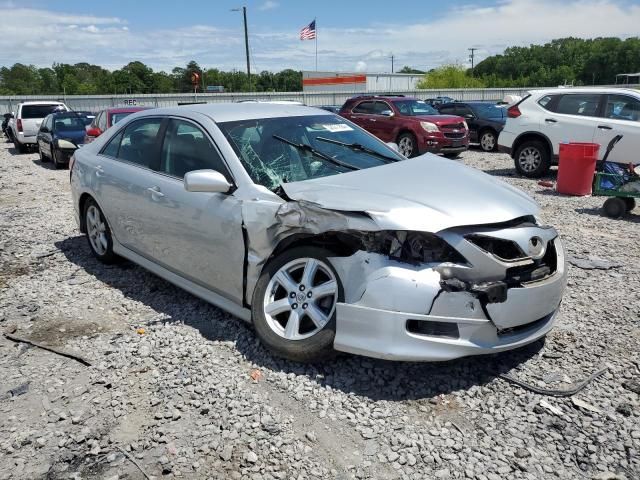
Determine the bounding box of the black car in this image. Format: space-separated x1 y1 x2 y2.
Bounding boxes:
36 112 89 169
437 101 506 152
2 113 13 140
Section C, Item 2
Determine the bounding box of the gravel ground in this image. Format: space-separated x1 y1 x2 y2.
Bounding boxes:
0 138 639 480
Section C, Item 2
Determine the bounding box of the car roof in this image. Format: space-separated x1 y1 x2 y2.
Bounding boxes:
134 103 334 123
528 87 640 96
105 107 150 114
19 101 66 106
347 94 415 102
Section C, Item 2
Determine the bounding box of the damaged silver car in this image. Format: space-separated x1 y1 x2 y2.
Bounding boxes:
70 104 567 362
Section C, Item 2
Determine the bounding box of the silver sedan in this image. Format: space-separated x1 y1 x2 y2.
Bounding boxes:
69 103 566 362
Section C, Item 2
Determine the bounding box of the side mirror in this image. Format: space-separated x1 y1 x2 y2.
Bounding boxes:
184 170 231 194
380 110 394 117
86 127 101 137
385 142 400 152
464 113 475 120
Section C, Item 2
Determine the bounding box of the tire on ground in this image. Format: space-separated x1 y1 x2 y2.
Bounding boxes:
251 246 344 362
514 139 551 178
83 197 118 264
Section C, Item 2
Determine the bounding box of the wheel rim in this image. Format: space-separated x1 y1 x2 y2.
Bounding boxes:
481 133 495 151
518 147 542 172
86 205 108 256
263 257 338 341
398 136 414 157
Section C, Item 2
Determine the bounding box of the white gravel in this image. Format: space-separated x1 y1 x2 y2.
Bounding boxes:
0 139 639 480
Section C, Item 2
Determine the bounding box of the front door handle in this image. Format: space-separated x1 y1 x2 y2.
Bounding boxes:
544 118 557 123
147 186 165 199
597 125 612 130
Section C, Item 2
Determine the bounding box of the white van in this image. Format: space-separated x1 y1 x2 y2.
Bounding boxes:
8 101 69 153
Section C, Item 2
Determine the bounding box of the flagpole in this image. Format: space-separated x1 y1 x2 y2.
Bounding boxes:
315 18 318 71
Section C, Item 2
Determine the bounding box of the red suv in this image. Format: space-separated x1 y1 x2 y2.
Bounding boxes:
84 107 149 144
339 95 469 158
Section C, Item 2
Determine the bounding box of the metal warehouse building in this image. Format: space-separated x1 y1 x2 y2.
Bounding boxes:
302 71 424 92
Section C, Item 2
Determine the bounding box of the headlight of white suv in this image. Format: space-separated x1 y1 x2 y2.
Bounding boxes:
57 139 77 150
420 121 439 133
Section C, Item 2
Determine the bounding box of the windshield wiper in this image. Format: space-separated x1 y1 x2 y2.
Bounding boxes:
272 135 358 171
315 136 398 163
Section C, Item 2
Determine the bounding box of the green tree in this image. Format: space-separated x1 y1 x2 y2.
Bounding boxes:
417 65 486 89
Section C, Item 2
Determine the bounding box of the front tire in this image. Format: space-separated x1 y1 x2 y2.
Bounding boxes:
83 198 118 263
514 140 550 178
251 247 343 362
52 146 62 169
479 130 497 152
397 132 418 158
39 145 49 162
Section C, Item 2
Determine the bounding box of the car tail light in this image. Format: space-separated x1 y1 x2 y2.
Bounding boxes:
507 105 522 118
17 119 23 132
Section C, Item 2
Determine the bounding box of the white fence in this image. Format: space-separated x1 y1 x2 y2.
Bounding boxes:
0 88 532 114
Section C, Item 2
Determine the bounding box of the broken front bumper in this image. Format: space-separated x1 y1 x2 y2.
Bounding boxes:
331 226 567 362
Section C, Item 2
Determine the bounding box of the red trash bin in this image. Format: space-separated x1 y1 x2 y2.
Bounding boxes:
556 142 600 196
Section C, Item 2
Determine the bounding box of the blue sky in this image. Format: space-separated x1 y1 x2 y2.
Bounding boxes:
1 0 640 73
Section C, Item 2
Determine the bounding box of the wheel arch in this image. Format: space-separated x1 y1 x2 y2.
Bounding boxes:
512 131 553 159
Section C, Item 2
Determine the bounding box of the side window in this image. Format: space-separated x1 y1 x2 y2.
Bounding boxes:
160 119 228 179
99 112 108 130
42 115 51 131
456 105 474 117
604 95 640 122
439 105 455 115
555 94 601 117
538 95 553 109
102 130 124 158
117 118 162 168
373 102 392 115
352 101 375 114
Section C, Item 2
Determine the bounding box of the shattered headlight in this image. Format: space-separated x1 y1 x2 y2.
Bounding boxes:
365 231 467 265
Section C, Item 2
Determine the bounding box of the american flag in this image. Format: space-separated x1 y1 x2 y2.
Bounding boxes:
299 20 316 40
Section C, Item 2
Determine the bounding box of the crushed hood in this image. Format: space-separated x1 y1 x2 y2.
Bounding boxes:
281 154 539 233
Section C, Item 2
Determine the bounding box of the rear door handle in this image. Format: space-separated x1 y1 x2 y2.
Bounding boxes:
147 186 165 198
95 166 105 177
597 125 612 130
544 118 557 123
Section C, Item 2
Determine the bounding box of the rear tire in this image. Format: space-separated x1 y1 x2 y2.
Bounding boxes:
479 130 498 152
13 137 27 154
514 140 550 178
251 246 343 362
603 197 626 219
397 132 418 158
83 198 118 264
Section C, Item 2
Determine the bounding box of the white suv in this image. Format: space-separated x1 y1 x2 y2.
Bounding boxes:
8 101 69 153
498 88 640 177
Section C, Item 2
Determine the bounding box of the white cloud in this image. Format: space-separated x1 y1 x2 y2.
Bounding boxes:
259 1 279 11
0 1 639 74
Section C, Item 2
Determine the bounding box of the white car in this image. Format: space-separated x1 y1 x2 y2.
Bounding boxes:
8 101 69 153
498 88 640 177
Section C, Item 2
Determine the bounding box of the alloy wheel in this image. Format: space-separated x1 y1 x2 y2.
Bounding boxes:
398 136 414 157
86 205 108 256
263 257 338 341
518 147 542 172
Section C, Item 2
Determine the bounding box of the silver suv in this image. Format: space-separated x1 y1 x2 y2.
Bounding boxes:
8 101 69 153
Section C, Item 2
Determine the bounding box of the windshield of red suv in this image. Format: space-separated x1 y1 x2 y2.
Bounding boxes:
393 100 439 116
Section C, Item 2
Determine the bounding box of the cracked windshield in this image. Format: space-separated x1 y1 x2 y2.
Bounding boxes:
219 114 403 190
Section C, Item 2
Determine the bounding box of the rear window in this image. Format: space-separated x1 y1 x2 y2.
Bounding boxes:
111 112 135 125
21 105 65 119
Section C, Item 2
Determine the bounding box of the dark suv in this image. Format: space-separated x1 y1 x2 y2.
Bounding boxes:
438 102 506 152
339 95 469 158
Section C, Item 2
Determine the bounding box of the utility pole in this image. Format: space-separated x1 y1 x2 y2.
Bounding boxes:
468 48 478 75
232 6 251 90
391 54 394 73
